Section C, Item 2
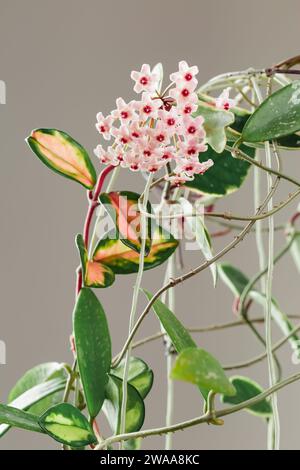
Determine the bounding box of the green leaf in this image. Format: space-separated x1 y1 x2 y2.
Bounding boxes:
39 403 97 447
143 289 196 352
196 102 234 153
0 377 67 437
26 129 97 189
99 191 153 256
142 290 209 401
171 347 236 396
185 145 255 197
73 288 112 418
103 375 145 434
76 234 115 288
8 362 67 416
0 404 43 434
242 81 300 142
179 198 217 286
219 263 300 358
218 263 250 297
228 108 300 150
92 226 178 275
111 357 153 399
221 376 272 417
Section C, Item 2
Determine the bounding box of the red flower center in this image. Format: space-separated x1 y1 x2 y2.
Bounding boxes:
121 111 129 119
100 125 106 133
131 164 139 170
121 137 128 144
140 76 148 85
181 88 190 97
167 118 175 126
185 73 193 81
224 102 230 110
183 105 192 114
188 148 196 155
143 105 152 114
188 125 196 134
185 165 194 171
144 150 151 157
156 134 165 142
132 132 139 138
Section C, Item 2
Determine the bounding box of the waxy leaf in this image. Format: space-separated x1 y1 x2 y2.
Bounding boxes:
228 108 300 150
8 362 67 416
143 290 209 401
76 234 115 288
73 288 112 418
0 404 43 434
196 102 234 153
219 263 300 358
103 375 145 434
26 129 97 189
39 403 97 447
143 289 196 352
171 347 236 396
185 145 255 197
99 191 153 255
111 357 153 399
0 377 67 437
92 226 178 275
221 376 272 417
242 81 300 142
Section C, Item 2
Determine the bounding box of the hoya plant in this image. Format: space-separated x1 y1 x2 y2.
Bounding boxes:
2 56 300 450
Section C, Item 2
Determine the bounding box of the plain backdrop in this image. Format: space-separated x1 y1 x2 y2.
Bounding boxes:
1 0 300 450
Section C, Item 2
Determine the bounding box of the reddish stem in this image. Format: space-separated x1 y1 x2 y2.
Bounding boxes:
77 165 114 295
83 165 115 248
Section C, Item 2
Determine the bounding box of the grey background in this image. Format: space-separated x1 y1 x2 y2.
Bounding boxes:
1 0 300 450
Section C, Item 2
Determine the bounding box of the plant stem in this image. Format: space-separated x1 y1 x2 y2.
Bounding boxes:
252 77 280 450
95 372 300 449
139 189 300 223
119 173 153 444
113 174 280 368
226 145 300 188
88 166 120 257
223 321 300 370
238 233 296 317
123 314 300 352
165 254 175 450
208 219 285 233
254 149 266 290
83 165 115 248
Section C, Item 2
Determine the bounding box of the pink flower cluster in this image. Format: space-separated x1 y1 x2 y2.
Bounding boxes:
94 62 215 185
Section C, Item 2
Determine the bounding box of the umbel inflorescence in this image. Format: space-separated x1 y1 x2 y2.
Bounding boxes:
94 62 235 185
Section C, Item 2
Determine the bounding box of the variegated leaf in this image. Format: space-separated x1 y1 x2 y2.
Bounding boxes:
92 226 178 274
26 129 97 189
99 191 153 256
76 234 115 288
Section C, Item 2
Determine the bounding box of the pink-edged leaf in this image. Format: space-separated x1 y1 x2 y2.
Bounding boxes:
26 129 97 189
99 191 153 256
92 226 178 274
76 234 115 288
